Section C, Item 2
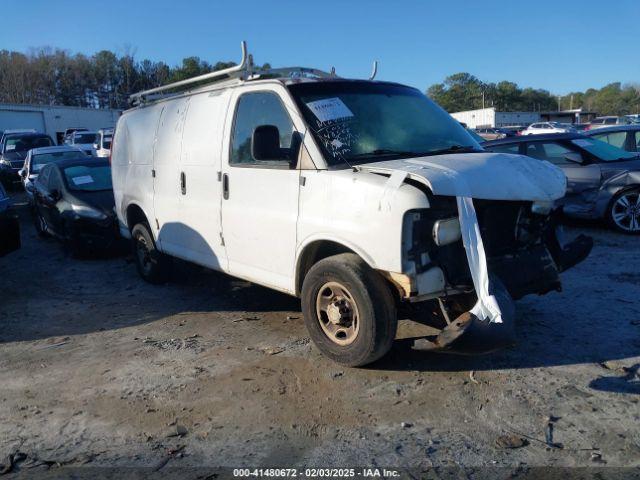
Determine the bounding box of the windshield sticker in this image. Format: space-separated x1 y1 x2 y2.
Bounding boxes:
572 139 594 148
306 98 354 123
72 175 94 185
5 145 15 151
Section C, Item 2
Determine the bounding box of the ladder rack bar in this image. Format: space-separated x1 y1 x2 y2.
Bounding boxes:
129 41 249 103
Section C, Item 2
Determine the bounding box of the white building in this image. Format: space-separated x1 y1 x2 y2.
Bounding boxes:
0 103 121 144
450 107 598 129
450 107 540 129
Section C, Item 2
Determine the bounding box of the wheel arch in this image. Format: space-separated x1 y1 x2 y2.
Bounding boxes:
294 237 376 297
126 203 152 236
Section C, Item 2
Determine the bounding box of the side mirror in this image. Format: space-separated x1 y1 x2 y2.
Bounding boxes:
18 169 26 178
252 125 289 162
93 143 99 149
563 152 584 164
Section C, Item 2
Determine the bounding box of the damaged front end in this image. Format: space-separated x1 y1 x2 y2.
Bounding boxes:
405 193 593 354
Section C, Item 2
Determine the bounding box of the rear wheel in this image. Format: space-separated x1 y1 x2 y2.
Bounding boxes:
131 222 170 284
301 253 397 367
608 187 640 234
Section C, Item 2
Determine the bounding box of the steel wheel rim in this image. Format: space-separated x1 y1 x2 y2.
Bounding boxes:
135 234 153 274
612 192 640 232
315 281 360 346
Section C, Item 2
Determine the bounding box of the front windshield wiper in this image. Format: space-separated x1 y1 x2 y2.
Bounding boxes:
422 145 482 156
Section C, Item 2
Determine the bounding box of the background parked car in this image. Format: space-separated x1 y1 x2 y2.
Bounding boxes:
32 157 117 254
0 181 20 256
521 122 574 135
0 133 54 188
496 126 527 137
62 127 88 145
585 125 640 153
587 116 633 130
93 128 114 158
19 145 88 204
0 129 37 149
484 133 640 233
66 130 98 155
474 127 505 140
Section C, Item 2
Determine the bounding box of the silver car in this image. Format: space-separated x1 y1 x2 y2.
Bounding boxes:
484 133 640 233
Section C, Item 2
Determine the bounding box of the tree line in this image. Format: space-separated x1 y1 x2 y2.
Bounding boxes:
1 48 638 116
0 47 269 110
426 72 640 115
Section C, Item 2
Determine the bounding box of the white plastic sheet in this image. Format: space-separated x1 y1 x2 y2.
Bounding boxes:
456 196 503 323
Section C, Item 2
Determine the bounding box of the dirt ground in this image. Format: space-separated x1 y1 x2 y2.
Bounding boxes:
1 192 639 476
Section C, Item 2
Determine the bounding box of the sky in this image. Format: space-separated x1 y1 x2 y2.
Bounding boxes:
1 0 638 95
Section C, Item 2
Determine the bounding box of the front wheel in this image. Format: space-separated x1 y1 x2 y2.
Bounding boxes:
131 222 170 284
33 207 49 238
301 253 397 367
608 188 640 234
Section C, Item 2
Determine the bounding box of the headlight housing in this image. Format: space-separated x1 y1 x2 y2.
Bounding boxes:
531 201 553 215
71 204 107 220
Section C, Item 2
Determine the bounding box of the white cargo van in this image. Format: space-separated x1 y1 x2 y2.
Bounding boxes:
112 43 592 366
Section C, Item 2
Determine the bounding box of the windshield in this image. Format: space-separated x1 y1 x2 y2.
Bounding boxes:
32 151 87 172
288 82 482 166
74 133 97 144
571 137 637 162
4 135 53 153
62 165 112 191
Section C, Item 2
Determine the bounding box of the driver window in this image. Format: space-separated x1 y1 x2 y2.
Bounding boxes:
526 142 582 165
230 92 295 166
47 168 61 190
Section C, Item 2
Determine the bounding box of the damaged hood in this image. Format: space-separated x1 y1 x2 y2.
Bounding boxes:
359 152 567 201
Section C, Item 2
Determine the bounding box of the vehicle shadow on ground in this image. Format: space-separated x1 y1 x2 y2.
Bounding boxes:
2 202 637 375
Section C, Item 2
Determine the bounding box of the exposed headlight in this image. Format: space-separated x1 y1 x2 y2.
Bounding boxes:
531 201 553 215
0 158 11 167
432 217 461 246
72 204 107 219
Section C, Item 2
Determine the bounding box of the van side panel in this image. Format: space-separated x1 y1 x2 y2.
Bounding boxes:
153 98 190 254
177 90 232 271
112 105 163 237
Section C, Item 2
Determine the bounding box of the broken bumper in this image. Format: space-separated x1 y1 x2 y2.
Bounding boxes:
412 199 592 354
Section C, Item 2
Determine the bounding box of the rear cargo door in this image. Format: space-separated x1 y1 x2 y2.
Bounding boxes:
176 90 231 270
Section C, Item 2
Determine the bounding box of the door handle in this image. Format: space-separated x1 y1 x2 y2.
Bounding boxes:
180 171 186 195
222 173 229 200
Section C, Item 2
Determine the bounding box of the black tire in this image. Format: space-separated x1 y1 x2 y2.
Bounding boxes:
131 222 170 284
32 207 49 238
301 253 397 367
607 187 640 234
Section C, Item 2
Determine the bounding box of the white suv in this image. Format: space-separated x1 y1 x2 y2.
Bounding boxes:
111 49 591 366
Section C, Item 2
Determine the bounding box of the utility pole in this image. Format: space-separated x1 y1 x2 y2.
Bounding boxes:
482 90 485 110
557 96 561 111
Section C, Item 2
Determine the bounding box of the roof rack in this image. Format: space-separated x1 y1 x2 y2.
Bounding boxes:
129 41 251 106
129 41 377 107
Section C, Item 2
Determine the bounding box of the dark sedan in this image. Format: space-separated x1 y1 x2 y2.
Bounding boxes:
584 125 640 154
484 133 640 234
32 158 118 253
0 133 54 187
